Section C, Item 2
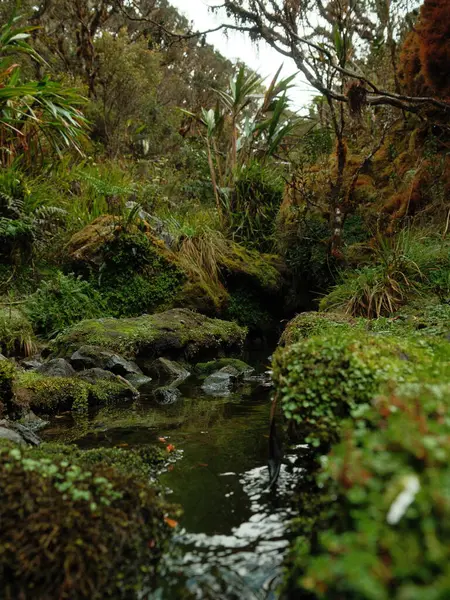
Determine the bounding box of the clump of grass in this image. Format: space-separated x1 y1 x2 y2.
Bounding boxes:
321 230 449 318
0 306 37 357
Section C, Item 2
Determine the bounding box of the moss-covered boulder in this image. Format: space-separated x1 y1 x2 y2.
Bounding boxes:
288 382 450 600
0 441 175 599
13 370 137 416
67 216 286 327
174 241 285 325
67 216 185 318
279 311 357 346
219 242 283 294
195 358 254 377
273 327 450 445
52 308 247 365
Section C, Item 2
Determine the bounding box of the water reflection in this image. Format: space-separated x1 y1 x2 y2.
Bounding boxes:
151 455 305 600
43 362 305 600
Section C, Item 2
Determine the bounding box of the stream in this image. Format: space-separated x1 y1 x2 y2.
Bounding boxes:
42 354 307 599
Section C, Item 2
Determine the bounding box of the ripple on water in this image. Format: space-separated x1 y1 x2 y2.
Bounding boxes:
150 457 305 600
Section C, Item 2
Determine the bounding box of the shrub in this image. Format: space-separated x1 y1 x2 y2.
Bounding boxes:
320 232 449 317
0 307 37 357
225 161 284 252
278 211 335 292
25 272 105 337
0 441 174 599
224 286 273 333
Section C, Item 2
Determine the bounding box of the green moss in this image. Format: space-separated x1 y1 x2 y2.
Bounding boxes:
52 308 247 362
195 358 253 376
28 442 166 479
220 242 283 293
176 279 229 315
289 383 450 600
273 329 450 445
279 311 358 346
14 371 133 415
0 441 175 599
97 232 185 317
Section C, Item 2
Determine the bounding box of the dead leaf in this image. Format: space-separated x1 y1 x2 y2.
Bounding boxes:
164 517 178 528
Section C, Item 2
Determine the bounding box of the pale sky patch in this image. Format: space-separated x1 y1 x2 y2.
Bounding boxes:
169 0 315 111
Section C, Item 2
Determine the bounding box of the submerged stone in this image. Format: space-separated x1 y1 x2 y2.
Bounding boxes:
153 386 182 404
70 345 142 376
195 358 254 377
201 366 241 397
148 357 190 382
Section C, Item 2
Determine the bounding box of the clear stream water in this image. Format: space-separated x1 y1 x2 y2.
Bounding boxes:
43 355 307 600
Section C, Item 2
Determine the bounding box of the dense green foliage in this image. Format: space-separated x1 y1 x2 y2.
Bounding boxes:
290 381 450 600
276 307 450 598
321 233 450 317
25 273 105 337
97 232 185 317
274 325 450 445
0 307 36 356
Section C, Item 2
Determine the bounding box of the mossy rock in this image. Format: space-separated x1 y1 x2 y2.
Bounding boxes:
0 441 175 599
0 307 37 358
175 243 285 321
273 329 450 445
67 217 186 318
13 371 137 416
0 358 16 417
279 311 357 346
67 215 173 267
219 242 284 294
195 358 254 377
176 279 229 315
52 308 247 364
